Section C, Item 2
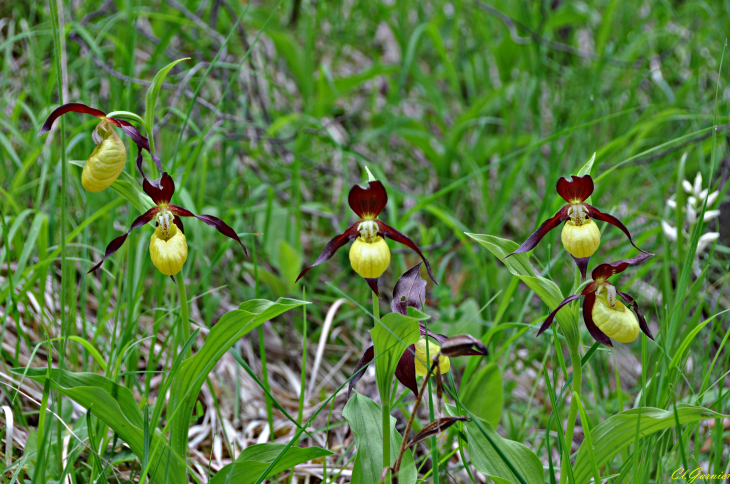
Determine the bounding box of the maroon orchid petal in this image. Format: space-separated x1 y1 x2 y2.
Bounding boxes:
88 207 159 273
439 334 488 357
395 346 418 396
583 293 613 346
348 180 388 219
417 325 485 357
506 206 570 257
376 220 437 285
143 172 176 205
391 262 427 315
348 345 374 399
38 102 106 135
537 294 583 336
590 252 653 281
296 223 360 283
168 204 249 256
173 216 185 234
406 417 468 450
537 283 597 336
584 204 650 254
115 121 163 172
556 174 594 203
572 255 590 280
617 291 654 340
365 277 380 298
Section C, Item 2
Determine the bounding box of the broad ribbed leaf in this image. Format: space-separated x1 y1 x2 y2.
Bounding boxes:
70 160 154 213
572 405 723 484
167 298 308 458
465 233 579 345
447 405 543 484
210 443 331 484
370 308 425 404
144 58 189 140
460 362 503 426
13 369 183 484
343 393 416 484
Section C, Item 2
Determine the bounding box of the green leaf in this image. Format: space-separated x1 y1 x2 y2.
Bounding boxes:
460 362 503 426
69 160 154 214
144 58 190 141
277 240 302 292
210 443 332 484
576 152 596 204
447 406 543 484
369 310 423 403
572 405 724 484
343 393 417 484
12 369 182 484
167 299 308 458
464 233 579 345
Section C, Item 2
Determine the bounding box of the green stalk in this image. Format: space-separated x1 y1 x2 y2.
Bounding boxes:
426 357 439 484
373 291 390 481
559 345 582 484
177 273 191 359
253 235 274 441
297 287 307 429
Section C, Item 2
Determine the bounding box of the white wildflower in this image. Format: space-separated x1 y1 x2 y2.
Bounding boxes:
661 220 678 241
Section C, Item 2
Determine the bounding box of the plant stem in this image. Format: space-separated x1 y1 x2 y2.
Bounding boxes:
559 345 582 484
297 287 307 432
177 273 191 359
425 323 439 484
373 291 390 482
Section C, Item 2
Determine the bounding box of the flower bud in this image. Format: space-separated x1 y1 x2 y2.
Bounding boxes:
592 294 639 343
414 338 450 377
349 236 391 278
561 219 600 258
149 222 188 276
82 120 127 193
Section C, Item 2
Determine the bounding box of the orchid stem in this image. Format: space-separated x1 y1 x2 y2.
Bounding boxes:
559 345 582 484
373 291 391 482
177 273 191 359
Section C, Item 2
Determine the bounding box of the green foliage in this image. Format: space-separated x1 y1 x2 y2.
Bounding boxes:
460 362 503 426
343 393 417 484
210 443 332 484
572 406 724 484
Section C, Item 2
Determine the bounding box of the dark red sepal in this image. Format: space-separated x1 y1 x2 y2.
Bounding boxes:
537 294 583 336
556 174 594 203
376 220 437 285
583 292 613 346
168 204 249 256
88 207 159 273
348 180 388 219
506 206 570 257
296 223 360 282
348 345 374 399
395 346 418 396
617 291 654 340
117 123 162 171
38 102 106 135
143 172 176 205
423 327 484 356
572 255 590 280
391 263 427 315
584 204 650 254
173 216 185 234
590 252 653 281
365 277 380 298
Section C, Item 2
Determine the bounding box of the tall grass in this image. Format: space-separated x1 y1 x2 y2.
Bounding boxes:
1 0 729 483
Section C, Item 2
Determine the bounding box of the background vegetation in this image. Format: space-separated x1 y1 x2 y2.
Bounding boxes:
1 0 730 482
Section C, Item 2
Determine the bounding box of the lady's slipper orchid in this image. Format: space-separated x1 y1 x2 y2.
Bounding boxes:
347 264 486 397
507 174 650 277
296 179 437 296
38 103 161 192
88 151 247 276
537 253 654 346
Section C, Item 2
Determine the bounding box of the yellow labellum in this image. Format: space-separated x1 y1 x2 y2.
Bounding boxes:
349 236 391 278
414 338 450 377
561 219 600 258
149 223 188 276
81 121 127 193
592 294 639 343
